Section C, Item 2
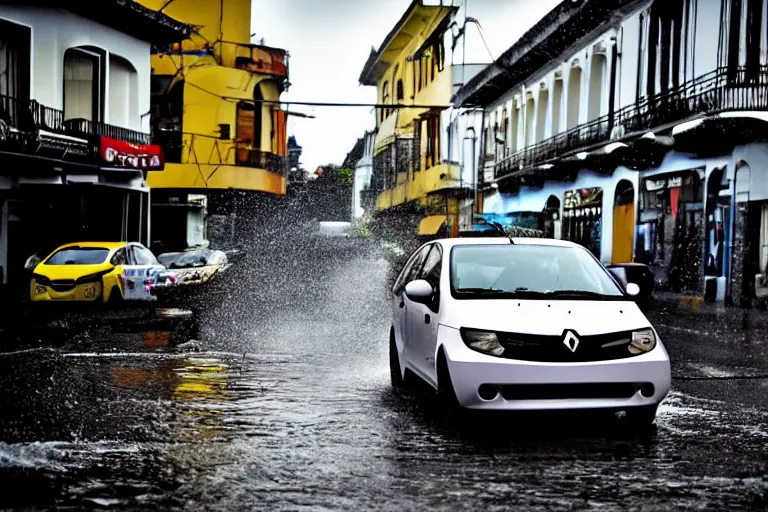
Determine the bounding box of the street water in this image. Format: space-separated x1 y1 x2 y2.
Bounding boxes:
0 234 767 510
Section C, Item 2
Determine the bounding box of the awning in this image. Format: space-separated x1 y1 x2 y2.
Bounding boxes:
417 215 447 235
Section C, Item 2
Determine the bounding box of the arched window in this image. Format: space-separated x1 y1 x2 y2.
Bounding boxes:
381 81 390 122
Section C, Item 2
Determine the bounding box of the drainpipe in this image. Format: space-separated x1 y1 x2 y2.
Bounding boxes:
464 127 477 214
607 36 619 134
475 110 487 218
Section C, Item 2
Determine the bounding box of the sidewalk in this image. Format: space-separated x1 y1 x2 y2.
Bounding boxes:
643 290 768 334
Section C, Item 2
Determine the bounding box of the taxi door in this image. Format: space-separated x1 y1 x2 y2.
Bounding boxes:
124 244 165 301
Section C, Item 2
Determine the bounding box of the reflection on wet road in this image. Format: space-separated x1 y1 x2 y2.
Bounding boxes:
1 240 767 510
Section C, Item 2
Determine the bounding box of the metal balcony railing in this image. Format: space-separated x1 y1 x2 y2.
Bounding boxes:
0 94 152 146
492 66 768 180
235 148 287 176
371 137 418 194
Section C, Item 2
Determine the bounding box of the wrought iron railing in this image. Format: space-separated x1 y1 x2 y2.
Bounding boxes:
236 148 287 176
493 66 768 180
371 137 419 194
0 94 152 145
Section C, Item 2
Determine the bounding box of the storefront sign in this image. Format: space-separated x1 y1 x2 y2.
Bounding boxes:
667 176 683 188
564 188 603 209
645 175 686 191
100 136 164 170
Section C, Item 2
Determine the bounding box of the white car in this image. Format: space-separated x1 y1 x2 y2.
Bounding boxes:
389 237 671 425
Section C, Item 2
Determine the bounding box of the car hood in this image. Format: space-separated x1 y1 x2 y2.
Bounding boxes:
440 298 650 335
33 263 113 281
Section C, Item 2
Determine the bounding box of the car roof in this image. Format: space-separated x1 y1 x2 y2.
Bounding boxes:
54 241 128 251
432 237 584 249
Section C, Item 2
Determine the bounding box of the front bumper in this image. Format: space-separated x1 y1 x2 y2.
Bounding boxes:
441 326 671 411
30 281 103 302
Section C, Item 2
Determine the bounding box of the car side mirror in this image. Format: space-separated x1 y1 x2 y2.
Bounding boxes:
626 283 640 297
404 280 433 303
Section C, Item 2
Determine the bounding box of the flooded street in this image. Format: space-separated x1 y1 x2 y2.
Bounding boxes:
1 238 768 510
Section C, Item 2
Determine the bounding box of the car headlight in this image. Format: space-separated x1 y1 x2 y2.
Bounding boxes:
461 329 505 357
629 328 657 355
32 282 47 295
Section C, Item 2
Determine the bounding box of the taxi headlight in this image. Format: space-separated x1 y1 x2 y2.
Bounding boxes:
461 329 505 357
629 329 657 354
33 282 47 295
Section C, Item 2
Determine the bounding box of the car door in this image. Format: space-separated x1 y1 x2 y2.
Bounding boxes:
406 243 443 382
124 244 164 301
392 244 431 365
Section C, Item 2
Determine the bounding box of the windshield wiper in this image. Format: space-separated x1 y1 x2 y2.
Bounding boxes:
456 287 509 294
544 290 613 299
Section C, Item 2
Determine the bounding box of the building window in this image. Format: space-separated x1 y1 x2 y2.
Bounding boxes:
721 0 765 83
424 115 440 169
500 108 509 157
381 80 390 122
64 48 104 122
0 19 31 126
253 85 264 150
646 1 687 96
150 76 183 162
396 79 404 102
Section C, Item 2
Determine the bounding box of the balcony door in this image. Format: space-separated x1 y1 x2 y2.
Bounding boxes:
0 19 31 128
63 47 105 124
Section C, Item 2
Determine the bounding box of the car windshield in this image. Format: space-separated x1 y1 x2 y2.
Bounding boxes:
45 247 111 265
450 244 624 299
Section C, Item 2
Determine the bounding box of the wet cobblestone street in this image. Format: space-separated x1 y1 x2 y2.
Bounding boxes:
1 239 767 510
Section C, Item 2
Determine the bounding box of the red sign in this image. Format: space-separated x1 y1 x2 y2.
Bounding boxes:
100 137 165 171
241 46 288 78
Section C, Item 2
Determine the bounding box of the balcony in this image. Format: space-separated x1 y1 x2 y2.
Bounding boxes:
0 94 152 146
235 148 287 176
372 137 418 194
492 66 768 181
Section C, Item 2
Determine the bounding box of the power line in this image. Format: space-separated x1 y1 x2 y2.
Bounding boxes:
229 97 453 110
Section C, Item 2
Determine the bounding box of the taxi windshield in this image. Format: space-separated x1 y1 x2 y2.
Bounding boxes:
45 247 111 265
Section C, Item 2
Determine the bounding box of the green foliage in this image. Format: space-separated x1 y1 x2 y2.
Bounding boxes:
338 168 354 186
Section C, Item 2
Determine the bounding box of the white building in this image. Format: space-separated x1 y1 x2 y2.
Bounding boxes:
353 131 376 220
0 2 189 294
454 0 768 306
448 0 562 230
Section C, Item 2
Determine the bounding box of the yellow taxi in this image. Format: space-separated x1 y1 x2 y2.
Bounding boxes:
30 241 170 303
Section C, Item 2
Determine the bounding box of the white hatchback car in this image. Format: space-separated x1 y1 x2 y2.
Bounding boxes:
389 237 671 425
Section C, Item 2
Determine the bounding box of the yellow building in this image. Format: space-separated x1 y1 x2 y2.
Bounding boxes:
137 0 289 250
358 0 467 238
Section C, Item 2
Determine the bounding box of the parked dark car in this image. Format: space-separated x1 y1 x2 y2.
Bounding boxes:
606 263 655 305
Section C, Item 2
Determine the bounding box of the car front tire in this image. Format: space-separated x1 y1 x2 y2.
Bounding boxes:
625 404 659 429
107 286 123 304
389 331 405 390
436 350 461 412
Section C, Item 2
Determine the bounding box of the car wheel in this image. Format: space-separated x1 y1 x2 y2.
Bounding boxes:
436 350 461 412
389 331 405 390
107 286 123 304
625 404 658 429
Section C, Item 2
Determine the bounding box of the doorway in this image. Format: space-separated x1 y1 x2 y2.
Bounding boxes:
612 180 635 264
543 194 561 239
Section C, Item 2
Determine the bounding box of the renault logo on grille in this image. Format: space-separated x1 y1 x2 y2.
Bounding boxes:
563 331 580 353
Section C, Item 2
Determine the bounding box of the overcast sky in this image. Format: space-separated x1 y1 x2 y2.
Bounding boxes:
251 0 561 172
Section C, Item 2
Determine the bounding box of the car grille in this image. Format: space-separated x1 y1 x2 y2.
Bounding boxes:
499 383 642 400
49 280 76 292
498 330 637 362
